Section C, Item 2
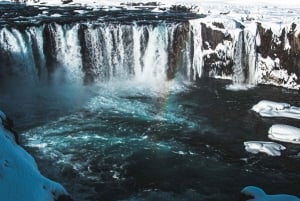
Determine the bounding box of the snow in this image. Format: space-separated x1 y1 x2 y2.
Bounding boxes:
244 141 286 156
256 56 300 90
240 186 300 201
268 124 300 144
8 0 300 26
0 110 71 201
226 84 253 91
252 100 300 119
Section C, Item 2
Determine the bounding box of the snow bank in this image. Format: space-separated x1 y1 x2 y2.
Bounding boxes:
0 111 72 201
240 186 300 201
244 141 286 156
226 84 254 91
252 100 300 120
268 124 300 144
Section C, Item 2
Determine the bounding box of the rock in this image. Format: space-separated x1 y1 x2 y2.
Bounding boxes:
61 0 72 4
56 195 73 201
0 111 19 144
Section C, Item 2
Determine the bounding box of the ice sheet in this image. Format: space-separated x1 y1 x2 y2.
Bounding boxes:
244 141 286 156
268 124 300 144
252 100 300 120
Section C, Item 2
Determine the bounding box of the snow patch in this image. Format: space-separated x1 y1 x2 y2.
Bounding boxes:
268 124 300 144
226 84 254 91
0 110 72 201
244 141 285 156
252 100 300 119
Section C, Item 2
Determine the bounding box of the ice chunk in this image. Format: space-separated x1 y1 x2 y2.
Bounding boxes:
268 124 300 144
51 13 63 17
252 100 291 112
251 100 300 119
226 84 254 91
244 141 286 156
240 186 300 201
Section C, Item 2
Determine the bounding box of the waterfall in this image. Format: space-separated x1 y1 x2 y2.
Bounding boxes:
0 22 198 87
227 25 259 90
0 27 40 84
0 19 266 90
189 19 203 80
232 30 247 84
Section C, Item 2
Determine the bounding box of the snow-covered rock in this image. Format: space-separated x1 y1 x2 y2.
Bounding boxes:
0 110 72 201
268 124 300 144
244 141 286 156
240 186 300 201
252 100 300 119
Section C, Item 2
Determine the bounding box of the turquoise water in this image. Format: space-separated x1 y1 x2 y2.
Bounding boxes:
2 78 300 201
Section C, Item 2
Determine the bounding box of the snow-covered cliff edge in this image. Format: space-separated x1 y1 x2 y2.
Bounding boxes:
0 111 72 201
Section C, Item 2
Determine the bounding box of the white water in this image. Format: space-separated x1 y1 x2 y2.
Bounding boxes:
0 20 261 88
189 19 204 79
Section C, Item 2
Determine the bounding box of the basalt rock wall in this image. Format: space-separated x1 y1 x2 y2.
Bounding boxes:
0 15 299 89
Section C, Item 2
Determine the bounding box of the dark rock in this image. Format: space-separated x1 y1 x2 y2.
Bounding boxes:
61 0 72 4
220 11 230 15
201 23 232 50
0 113 19 144
170 5 192 13
167 22 190 80
257 22 300 84
200 23 233 77
55 195 73 201
212 22 225 29
43 23 59 80
238 193 255 201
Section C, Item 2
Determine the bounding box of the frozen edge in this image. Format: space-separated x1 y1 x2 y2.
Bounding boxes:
240 186 300 201
0 110 72 201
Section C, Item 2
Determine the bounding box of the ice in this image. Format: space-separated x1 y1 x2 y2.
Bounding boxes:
226 84 254 91
268 124 300 144
244 141 286 156
0 110 72 201
240 186 300 201
256 56 300 90
50 13 63 17
251 100 300 119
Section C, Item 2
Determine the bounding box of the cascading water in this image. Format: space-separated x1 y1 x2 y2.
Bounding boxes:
226 25 259 90
189 19 203 80
0 22 201 85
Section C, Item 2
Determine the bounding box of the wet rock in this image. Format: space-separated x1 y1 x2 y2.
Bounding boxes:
167 22 190 80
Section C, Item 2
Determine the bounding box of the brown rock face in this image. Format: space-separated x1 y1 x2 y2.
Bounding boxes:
257 23 300 84
200 23 233 77
55 195 73 201
167 22 190 80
